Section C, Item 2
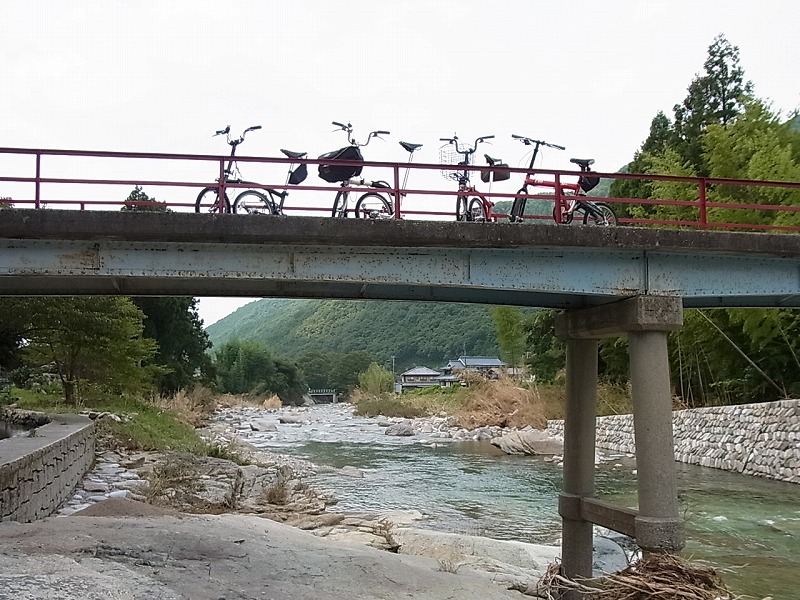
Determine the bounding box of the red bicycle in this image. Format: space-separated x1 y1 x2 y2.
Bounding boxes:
439 134 509 222
508 134 617 226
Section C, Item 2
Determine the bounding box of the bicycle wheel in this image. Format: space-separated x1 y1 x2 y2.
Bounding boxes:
552 203 574 224
332 190 349 218
354 193 393 219
233 190 276 215
582 202 618 226
468 198 487 222
195 187 231 213
456 195 469 221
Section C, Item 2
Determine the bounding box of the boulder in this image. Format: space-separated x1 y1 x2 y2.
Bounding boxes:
490 430 564 455
278 413 306 424
385 422 415 437
250 419 278 432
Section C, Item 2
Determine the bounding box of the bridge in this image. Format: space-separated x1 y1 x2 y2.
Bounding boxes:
0 210 798 308
3 146 800 589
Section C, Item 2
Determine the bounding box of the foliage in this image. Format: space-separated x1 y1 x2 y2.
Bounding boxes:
358 362 395 395
121 185 170 212
672 34 753 175
206 298 499 373
352 394 431 419
19 297 160 405
0 298 28 371
214 339 306 404
132 297 215 394
523 310 565 383
492 306 526 368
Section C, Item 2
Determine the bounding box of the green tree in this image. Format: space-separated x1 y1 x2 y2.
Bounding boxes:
214 339 306 403
523 310 565 383
0 298 29 372
298 350 335 389
492 306 526 370
673 34 752 175
131 297 214 394
358 363 395 395
22 297 159 404
610 111 674 207
329 350 375 393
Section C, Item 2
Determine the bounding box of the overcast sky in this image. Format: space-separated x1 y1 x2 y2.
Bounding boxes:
3 1 799 326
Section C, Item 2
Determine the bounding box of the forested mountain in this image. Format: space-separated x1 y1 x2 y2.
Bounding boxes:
206 298 500 372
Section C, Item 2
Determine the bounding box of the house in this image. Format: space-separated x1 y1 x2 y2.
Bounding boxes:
441 356 506 381
398 366 442 392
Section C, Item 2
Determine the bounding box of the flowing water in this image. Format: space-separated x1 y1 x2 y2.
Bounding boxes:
237 404 799 599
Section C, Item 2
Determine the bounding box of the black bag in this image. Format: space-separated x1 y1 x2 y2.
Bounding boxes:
288 163 308 185
318 146 364 183
480 164 511 183
579 174 600 193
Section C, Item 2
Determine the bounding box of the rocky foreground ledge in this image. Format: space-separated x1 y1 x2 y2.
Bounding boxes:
0 403 629 599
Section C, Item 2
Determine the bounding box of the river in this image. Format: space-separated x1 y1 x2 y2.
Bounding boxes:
226 403 799 599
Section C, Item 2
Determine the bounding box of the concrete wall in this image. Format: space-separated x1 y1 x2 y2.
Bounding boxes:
0 414 95 522
547 399 800 485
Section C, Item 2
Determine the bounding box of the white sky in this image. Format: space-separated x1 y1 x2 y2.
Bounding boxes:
3 0 799 327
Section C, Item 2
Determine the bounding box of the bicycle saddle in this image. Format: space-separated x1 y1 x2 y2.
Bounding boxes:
281 149 307 159
400 141 422 153
484 154 504 165
570 158 595 169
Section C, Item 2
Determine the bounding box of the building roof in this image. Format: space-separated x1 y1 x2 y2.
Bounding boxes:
443 356 506 370
401 366 441 376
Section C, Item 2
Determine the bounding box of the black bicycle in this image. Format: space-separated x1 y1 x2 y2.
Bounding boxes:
232 149 308 215
196 125 308 215
195 125 259 213
319 121 412 219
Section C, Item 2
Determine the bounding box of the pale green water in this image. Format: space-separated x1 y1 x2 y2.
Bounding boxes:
246 405 799 599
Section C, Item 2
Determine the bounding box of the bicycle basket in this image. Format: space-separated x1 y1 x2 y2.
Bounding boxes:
480 163 511 183
439 146 468 181
318 146 363 183
579 174 600 193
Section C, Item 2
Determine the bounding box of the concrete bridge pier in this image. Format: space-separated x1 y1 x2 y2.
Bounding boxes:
556 296 685 591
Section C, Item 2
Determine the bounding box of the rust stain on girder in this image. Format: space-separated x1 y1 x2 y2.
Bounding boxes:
58 244 100 270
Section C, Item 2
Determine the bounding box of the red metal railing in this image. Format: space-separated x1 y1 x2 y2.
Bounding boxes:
1 146 800 231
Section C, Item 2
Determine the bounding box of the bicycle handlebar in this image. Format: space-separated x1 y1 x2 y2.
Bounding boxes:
512 134 565 151
440 134 494 155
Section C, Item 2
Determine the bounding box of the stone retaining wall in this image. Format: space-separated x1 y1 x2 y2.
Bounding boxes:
547 399 800 484
0 414 95 522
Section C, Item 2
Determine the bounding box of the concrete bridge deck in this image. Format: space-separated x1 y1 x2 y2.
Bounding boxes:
0 210 798 308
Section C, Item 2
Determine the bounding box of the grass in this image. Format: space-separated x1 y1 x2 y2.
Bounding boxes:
7 385 248 457
350 378 633 429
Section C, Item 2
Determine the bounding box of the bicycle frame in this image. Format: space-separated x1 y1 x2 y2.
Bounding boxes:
327 121 393 218
331 141 422 219
233 149 308 215
439 134 495 222
195 125 261 214
509 135 617 226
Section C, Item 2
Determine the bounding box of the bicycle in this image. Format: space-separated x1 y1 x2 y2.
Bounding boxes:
195 125 261 213
439 134 508 222
320 122 419 219
508 134 618 226
232 149 308 215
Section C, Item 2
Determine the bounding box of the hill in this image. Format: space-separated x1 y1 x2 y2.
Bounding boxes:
205 298 502 372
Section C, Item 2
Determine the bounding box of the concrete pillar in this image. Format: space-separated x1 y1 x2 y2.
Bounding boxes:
629 330 685 553
560 338 598 582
